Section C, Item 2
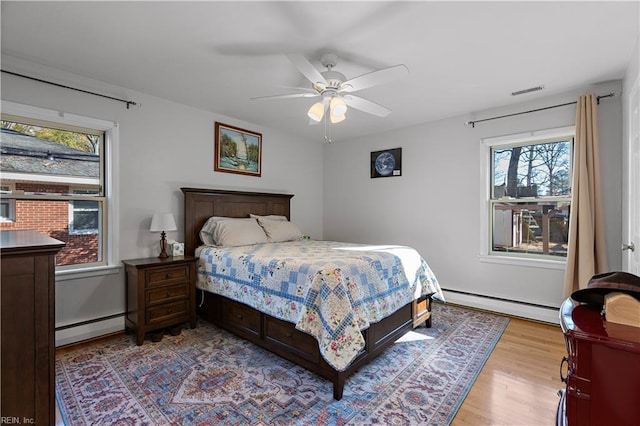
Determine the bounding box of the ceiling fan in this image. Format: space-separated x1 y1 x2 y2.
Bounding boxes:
252 53 409 124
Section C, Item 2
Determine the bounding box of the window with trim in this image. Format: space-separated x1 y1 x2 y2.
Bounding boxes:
69 189 100 235
1 112 108 269
482 126 574 261
0 185 15 222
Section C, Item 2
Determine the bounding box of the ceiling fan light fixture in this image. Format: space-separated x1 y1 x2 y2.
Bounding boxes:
330 113 346 124
330 96 347 117
307 101 325 122
257 53 408 129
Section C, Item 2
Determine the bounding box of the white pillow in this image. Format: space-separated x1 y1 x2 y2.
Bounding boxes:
257 217 303 243
199 216 227 246
249 214 289 222
213 218 268 247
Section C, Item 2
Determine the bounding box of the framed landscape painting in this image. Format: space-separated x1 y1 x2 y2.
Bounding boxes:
371 147 402 178
214 122 262 177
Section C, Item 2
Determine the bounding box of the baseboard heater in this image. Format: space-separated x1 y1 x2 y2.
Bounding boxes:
441 288 560 324
55 313 125 347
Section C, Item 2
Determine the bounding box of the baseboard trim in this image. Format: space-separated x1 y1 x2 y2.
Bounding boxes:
55 315 124 347
52 292 560 346
442 290 561 324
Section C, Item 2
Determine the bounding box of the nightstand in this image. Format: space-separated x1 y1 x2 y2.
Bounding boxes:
122 256 197 345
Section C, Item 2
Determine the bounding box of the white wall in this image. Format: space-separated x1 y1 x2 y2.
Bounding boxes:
323 80 624 323
1 49 633 340
1 55 323 345
622 35 640 272
624 36 640 91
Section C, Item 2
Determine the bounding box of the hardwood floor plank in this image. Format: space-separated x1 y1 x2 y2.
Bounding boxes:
452 316 566 425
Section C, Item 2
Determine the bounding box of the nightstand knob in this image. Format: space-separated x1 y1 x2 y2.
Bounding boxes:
166 291 173 297
237 313 243 320
165 273 171 279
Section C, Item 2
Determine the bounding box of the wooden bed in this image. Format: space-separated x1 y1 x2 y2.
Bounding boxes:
181 187 432 400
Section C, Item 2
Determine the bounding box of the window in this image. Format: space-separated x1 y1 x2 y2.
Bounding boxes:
481 126 574 264
1 103 117 272
69 190 100 235
0 185 15 222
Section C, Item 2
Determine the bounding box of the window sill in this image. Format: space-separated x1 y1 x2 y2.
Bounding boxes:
478 254 566 270
55 264 121 281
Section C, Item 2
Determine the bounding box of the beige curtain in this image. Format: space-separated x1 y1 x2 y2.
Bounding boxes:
563 94 608 298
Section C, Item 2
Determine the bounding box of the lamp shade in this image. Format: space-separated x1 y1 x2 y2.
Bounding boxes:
330 96 347 117
150 213 177 232
307 101 325 122
330 113 346 124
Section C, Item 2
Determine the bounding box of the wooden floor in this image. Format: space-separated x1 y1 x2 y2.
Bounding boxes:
56 313 566 425
452 315 566 425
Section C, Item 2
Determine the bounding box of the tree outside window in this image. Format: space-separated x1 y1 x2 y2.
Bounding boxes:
489 135 573 258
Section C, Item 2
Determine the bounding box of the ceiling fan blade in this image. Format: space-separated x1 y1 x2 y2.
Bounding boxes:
279 86 318 93
251 92 319 101
340 64 409 93
286 53 328 87
342 95 392 117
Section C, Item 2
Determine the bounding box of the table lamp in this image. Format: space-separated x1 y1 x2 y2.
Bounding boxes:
150 213 177 258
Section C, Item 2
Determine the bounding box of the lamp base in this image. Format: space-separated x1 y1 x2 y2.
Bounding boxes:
158 231 169 259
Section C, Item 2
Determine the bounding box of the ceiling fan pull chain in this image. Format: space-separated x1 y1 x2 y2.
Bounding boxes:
324 112 332 143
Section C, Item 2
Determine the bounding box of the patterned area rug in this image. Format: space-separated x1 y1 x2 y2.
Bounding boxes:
56 303 508 425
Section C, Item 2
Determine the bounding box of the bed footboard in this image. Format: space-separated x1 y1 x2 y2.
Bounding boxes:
413 295 433 328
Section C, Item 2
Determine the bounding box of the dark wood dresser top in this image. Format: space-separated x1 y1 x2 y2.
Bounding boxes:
1 229 65 254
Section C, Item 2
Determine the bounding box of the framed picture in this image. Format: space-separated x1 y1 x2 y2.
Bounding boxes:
371 148 402 178
214 122 262 177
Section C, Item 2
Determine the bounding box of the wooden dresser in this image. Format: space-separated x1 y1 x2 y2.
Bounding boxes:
558 297 640 426
122 256 197 345
1 230 64 426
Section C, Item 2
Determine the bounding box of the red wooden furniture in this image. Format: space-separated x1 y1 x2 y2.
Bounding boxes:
558 297 640 426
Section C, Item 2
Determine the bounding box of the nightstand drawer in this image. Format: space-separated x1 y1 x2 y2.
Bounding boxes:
146 300 189 325
146 283 189 306
146 265 190 288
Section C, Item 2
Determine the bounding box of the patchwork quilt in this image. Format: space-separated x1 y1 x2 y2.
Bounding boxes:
196 240 444 371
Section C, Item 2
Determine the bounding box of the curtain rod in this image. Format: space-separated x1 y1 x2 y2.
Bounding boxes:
1 69 138 109
465 92 616 128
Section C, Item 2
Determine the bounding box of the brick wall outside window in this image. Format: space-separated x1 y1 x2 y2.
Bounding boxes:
0 183 99 266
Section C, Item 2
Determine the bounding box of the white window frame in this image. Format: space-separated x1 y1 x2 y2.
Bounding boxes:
1 100 120 279
479 125 574 270
0 199 16 222
68 188 101 235
0 184 16 222
68 199 101 235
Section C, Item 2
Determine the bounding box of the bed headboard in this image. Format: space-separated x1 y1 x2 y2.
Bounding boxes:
181 187 294 256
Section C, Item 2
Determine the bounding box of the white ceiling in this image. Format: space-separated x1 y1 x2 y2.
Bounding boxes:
1 1 638 142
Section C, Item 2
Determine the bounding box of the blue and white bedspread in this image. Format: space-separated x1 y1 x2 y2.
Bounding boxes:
196 240 444 371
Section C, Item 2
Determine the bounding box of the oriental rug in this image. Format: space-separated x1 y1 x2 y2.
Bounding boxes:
55 303 508 425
